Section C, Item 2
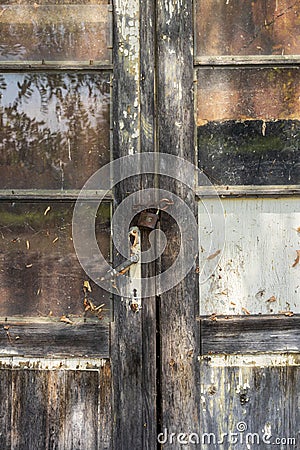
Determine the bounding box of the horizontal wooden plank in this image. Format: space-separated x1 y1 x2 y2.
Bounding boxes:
0 63 113 71
0 189 113 200
195 55 300 66
197 185 300 197
0 321 109 358
200 315 300 354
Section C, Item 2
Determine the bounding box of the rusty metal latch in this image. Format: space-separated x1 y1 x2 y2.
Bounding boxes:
105 227 141 311
110 253 139 276
137 198 174 230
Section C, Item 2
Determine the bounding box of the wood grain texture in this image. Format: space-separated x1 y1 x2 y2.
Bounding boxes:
195 55 300 66
0 362 112 450
111 2 144 449
201 315 300 355
0 321 109 358
200 361 300 448
64 371 99 449
140 1 158 448
0 370 12 450
197 185 300 197
156 1 200 447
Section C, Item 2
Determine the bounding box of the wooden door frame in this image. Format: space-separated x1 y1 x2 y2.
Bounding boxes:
111 1 199 448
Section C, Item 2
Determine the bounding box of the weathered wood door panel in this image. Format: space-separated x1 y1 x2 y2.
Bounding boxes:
200 356 300 449
0 360 112 450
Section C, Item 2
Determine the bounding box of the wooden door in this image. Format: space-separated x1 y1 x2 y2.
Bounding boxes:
1 1 300 449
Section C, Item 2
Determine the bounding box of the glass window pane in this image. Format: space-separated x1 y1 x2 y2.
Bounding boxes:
0 1 111 62
195 0 300 57
0 201 110 319
197 67 300 185
0 72 110 189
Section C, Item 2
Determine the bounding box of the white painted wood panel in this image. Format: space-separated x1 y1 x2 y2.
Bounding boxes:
199 197 300 315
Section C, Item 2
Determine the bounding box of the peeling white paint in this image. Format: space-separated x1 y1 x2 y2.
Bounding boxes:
199 353 300 367
199 197 300 315
0 356 107 370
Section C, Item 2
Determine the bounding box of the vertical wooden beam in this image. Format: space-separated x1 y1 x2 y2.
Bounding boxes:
140 1 157 448
112 1 157 448
112 1 143 447
156 0 200 446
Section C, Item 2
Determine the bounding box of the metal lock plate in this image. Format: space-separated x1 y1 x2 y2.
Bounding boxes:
137 210 159 230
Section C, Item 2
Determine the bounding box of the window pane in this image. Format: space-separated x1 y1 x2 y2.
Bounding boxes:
195 0 300 57
0 72 110 189
197 67 300 185
0 201 110 319
0 0 111 62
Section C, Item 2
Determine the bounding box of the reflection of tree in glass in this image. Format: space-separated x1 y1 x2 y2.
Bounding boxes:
0 73 110 189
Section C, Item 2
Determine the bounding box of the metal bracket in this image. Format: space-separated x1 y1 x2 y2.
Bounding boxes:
107 227 141 311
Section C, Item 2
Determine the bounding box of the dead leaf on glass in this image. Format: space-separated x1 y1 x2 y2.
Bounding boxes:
279 310 294 316
242 307 251 315
83 297 105 320
83 280 92 293
44 206 51 216
207 249 221 260
266 296 276 303
60 315 73 325
292 250 300 267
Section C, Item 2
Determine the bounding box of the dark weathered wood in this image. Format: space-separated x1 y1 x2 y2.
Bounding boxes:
99 361 113 449
140 0 158 448
45 370 66 450
200 361 300 447
0 364 112 449
111 2 144 449
195 55 300 66
0 189 113 200
0 370 12 450
197 185 300 197
64 371 99 449
156 1 200 447
11 370 48 449
0 63 113 71
201 315 300 354
0 321 109 358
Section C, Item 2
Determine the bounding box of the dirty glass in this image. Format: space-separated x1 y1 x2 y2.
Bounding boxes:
195 0 300 57
0 72 110 189
0 0 111 62
197 67 300 185
0 201 111 319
